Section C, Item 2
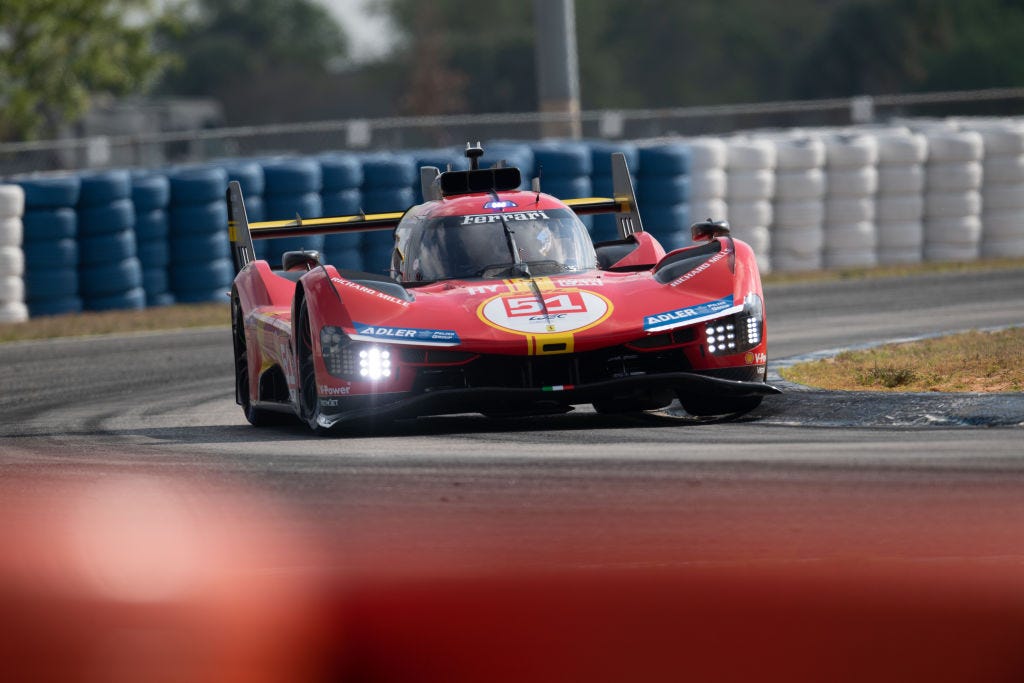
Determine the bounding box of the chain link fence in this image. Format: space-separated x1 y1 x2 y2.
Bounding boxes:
2 87 1023 176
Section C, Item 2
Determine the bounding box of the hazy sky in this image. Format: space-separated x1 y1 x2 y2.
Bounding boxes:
316 0 397 62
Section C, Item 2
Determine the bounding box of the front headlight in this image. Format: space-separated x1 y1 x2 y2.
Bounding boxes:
704 293 763 355
320 327 392 381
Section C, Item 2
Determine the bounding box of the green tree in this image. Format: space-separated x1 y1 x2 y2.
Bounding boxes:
0 0 168 142
157 0 348 98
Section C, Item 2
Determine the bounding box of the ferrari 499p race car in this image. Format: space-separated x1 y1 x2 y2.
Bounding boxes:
228 144 779 434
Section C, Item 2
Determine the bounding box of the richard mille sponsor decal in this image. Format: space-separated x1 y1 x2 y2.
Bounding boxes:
478 290 612 334
460 210 550 225
351 322 460 346
644 295 739 332
669 248 731 287
331 277 411 307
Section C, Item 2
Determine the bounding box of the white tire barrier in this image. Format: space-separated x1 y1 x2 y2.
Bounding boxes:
687 137 728 171
689 198 728 222
960 120 1024 257
771 137 826 271
0 185 27 323
726 169 775 201
727 199 773 228
726 137 776 272
876 221 925 253
875 132 926 264
822 133 878 268
923 130 984 261
878 165 924 194
726 139 776 171
687 169 727 199
876 196 924 223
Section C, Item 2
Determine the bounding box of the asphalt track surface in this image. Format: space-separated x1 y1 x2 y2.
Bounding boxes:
2 267 1023 575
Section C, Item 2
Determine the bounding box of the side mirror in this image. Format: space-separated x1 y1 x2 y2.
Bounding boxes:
691 219 731 242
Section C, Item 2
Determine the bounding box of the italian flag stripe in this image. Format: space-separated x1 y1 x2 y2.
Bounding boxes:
542 385 574 392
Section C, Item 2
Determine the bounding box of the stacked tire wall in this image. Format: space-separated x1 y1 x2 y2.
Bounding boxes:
132 172 173 306
725 138 776 272
921 130 984 262
636 144 691 250
0 185 27 323
168 166 232 303
965 121 1024 257
686 138 728 228
360 155 416 276
822 133 879 269
770 136 826 272
318 154 364 271
18 176 82 317
77 171 145 311
532 143 594 233
260 159 324 269
874 131 927 265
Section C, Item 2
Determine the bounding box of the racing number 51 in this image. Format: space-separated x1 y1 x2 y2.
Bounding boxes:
504 293 586 317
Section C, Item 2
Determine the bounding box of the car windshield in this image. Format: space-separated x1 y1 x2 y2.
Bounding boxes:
398 208 597 282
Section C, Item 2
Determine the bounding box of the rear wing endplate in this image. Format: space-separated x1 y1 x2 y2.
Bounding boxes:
562 153 644 239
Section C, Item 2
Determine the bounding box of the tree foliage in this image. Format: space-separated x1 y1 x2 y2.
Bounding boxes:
0 0 168 141
157 0 349 98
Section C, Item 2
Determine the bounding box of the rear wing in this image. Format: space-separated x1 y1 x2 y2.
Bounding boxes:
226 152 644 274
226 181 403 274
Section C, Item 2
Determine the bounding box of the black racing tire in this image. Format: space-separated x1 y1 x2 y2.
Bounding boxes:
296 298 332 435
679 395 763 417
232 294 292 427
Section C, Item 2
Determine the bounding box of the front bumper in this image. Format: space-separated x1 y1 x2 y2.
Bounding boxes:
314 371 781 429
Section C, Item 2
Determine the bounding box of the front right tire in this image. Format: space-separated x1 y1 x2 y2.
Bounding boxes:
297 298 332 435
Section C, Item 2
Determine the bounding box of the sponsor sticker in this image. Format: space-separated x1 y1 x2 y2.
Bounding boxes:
331 277 411 308
669 248 731 287
643 295 738 332
744 351 767 365
351 322 460 346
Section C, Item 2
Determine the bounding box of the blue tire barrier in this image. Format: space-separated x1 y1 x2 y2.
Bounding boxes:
78 229 137 266
25 268 78 301
143 268 170 294
86 286 146 312
78 198 134 237
22 208 76 242
169 231 230 263
137 240 170 269
264 192 322 221
170 258 233 302
322 190 362 249
639 145 692 175
637 176 691 205
484 143 535 185
361 243 395 277
542 176 592 200
169 202 228 235
321 246 363 271
24 238 78 269
131 172 171 211
28 295 83 317
262 158 322 195
222 160 265 196
362 187 415 213
640 204 691 235
18 176 81 209
244 195 265 223
169 166 228 205
135 209 169 241
146 291 176 307
533 143 592 177
318 154 363 191
588 141 640 176
252 239 268 261
362 155 417 189
323 188 361 214
78 170 131 206
79 258 143 298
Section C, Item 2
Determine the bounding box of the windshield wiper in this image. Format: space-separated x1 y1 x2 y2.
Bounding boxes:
490 191 554 329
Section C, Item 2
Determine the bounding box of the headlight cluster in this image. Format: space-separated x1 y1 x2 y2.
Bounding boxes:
704 293 763 356
320 326 392 381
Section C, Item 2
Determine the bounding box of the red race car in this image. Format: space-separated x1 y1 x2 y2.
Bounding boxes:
228 144 779 434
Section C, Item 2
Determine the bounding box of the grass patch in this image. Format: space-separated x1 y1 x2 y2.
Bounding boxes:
0 302 229 343
780 328 1024 393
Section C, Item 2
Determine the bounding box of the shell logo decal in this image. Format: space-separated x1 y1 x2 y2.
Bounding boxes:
477 289 612 335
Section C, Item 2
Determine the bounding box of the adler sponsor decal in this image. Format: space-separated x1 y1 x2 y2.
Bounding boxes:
644 295 738 332
351 322 460 345
460 210 550 225
669 248 731 287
